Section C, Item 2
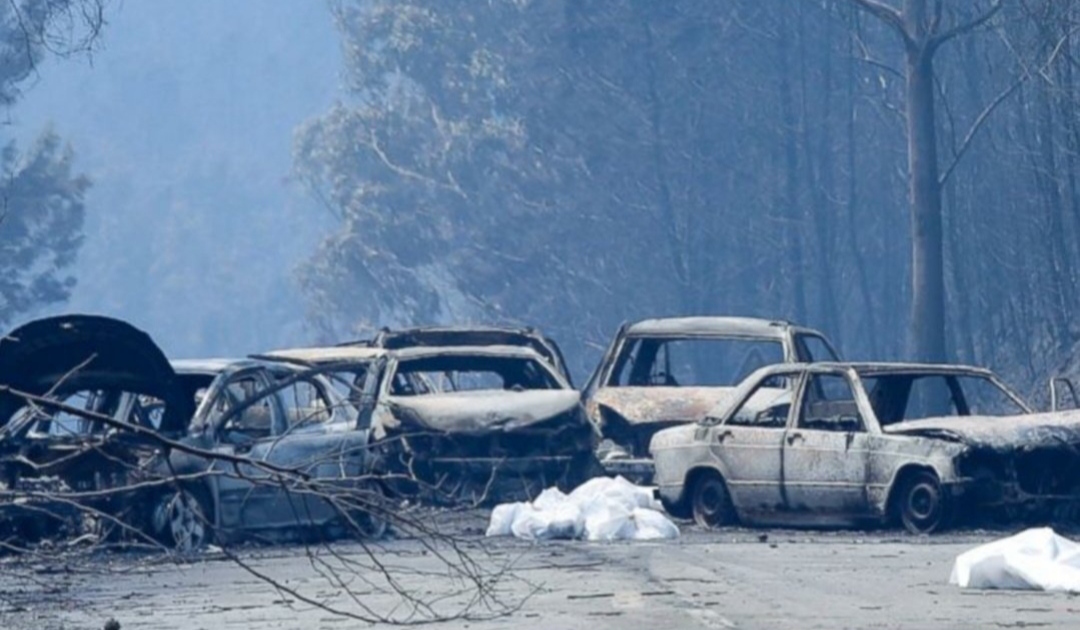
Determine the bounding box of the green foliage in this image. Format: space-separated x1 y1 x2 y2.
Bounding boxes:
0 131 88 327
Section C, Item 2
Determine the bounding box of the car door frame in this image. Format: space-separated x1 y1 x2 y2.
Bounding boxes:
255 371 369 531
709 368 805 524
201 366 289 531
780 366 877 524
790 330 842 363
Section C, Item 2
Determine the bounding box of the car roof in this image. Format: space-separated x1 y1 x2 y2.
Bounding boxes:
758 361 997 377
170 357 305 376
262 346 386 364
848 362 996 377
378 324 540 338
388 344 549 361
170 358 251 375
625 316 798 339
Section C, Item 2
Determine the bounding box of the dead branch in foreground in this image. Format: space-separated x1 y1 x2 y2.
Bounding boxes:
0 385 537 625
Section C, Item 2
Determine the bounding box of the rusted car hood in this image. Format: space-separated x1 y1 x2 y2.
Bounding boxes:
592 387 736 426
385 389 582 434
884 410 1080 449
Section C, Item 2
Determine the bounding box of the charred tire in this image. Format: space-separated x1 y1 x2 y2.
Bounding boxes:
895 471 950 535
353 509 389 540
348 481 390 540
691 472 737 529
152 486 215 552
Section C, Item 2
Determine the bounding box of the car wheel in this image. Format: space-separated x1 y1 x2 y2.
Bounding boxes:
353 509 389 540
153 487 213 552
349 482 389 540
691 472 736 529
897 471 949 534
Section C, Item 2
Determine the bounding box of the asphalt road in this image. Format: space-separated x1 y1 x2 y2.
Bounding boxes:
1 522 1077 630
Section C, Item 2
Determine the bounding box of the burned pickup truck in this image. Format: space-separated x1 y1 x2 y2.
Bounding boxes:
357 344 599 503
651 362 1080 534
583 317 840 479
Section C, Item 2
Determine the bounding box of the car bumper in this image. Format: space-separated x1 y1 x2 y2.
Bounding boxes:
600 457 656 483
951 477 1080 507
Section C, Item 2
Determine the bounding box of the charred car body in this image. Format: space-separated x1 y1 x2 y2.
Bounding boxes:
358 344 598 503
154 357 384 549
0 316 195 542
0 316 384 550
583 317 840 479
650 362 1080 534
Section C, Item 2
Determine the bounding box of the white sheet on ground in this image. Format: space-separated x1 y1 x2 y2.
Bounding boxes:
950 528 1080 592
485 476 678 541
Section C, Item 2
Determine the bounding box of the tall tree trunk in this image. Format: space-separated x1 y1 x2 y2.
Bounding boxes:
904 43 947 363
847 0 1010 363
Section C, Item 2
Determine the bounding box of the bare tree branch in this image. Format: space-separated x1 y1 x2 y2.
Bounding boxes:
847 0 912 45
939 23 1080 186
929 0 1003 52
363 128 467 200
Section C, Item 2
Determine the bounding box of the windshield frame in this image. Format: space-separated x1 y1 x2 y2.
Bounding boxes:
853 367 1033 425
384 352 565 397
605 333 790 389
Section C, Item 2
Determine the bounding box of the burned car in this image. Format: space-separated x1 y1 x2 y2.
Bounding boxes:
583 317 840 478
0 315 195 541
0 315 384 550
151 358 385 550
649 362 1080 534
359 345 599 503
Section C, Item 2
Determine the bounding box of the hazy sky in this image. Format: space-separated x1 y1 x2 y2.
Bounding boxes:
14 1 344 357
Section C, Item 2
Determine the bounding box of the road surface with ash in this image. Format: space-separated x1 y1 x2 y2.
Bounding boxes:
1 516 1077 629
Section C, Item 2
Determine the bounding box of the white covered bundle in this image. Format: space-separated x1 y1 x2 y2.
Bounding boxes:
485 476 678 542
950 528 1080 592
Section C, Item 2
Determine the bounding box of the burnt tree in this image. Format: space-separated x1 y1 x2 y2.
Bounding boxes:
849 0 1002 363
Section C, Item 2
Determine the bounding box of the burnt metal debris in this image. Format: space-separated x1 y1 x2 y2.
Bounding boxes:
4 313 1080 548
264 342 600 504
363 344 600 504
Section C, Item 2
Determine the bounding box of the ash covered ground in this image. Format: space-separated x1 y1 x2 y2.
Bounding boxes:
2 511 1076 630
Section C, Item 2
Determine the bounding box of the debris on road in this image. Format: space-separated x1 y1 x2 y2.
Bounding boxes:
950 527 1080 592
486 476 679 541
